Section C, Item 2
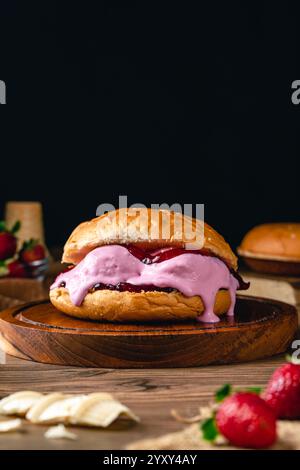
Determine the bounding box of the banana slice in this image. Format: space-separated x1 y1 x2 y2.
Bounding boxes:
0 391 43 416
0 418 22 432
69 393 140 427
44 424 77 440
26 393 67 423
38 395 86 424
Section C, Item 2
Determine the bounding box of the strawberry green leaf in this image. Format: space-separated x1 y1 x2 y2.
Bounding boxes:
0 221 7 232
215 383 232 402
243 387 262 394
21 238 38 251
11 220 21 234
200 417 219 442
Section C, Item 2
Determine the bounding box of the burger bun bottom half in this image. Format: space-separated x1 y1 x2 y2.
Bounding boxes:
50 288 231 322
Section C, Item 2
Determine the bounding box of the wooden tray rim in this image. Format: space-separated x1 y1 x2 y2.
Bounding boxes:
0 295 297 338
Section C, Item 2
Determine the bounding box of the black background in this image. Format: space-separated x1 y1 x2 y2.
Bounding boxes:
0 1 299 250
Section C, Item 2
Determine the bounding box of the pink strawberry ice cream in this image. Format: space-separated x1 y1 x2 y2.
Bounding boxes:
51 245 239 323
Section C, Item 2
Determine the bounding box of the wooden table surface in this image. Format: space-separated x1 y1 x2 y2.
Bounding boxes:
0 353 287 450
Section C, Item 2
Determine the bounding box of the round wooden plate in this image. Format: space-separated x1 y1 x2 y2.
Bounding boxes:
237 248 300 276
241 256 300 276
0 296 298 368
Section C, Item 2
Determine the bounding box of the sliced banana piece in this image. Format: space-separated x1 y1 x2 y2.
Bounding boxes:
69 393 140 427
0 418 22 432
0 391 43 416
26 393 68 423
28 395 85 424
44 424 77 440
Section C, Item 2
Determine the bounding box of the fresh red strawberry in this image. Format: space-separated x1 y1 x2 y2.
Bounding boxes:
0 232 17 260
20 239 45 263
263 363 300 418
216 392 276 448
0 220 20 261
7 260 28 278
201 386 277 449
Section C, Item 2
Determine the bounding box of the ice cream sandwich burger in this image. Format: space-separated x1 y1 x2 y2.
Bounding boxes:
50 208 248 323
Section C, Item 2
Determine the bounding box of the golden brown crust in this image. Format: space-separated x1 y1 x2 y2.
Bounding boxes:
50 288 231 322
238 223 300 261
62 208 237 270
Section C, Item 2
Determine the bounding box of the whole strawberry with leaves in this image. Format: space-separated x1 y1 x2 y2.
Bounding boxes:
19 238 45 263
201 384 277 449
0 220 20 261
263 360 300 419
